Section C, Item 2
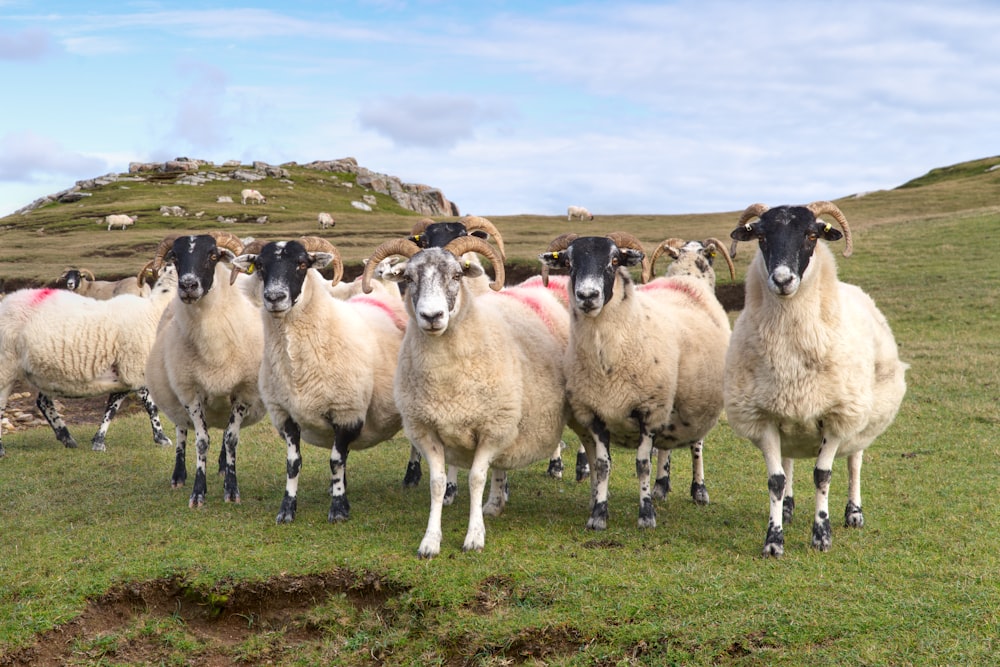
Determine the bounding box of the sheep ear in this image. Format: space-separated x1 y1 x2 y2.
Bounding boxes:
621 249 644 267
461 260 485 279
539 252 569 269
218 248 237 263
815 220 843 242
231 254 257 274
309 252 334 269
730 223 757 241
382 262 408 284
470 230 490 241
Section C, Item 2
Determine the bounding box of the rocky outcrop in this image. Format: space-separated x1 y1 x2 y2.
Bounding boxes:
13 157 460 217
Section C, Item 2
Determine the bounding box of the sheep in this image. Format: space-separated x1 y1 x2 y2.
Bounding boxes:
567 206 594 221
58 267 151 299
240 189 266 205
231 237 406 524
361 235 580 558
539 232 731 530
724 201 907 557
143 231 267 508
105 214 136 231
0 264 178 456
640 236 736 498
317 212 335 229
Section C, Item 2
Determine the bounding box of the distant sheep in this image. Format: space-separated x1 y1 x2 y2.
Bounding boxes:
240 189 266 205
105 214 136 231
317 212 335 229
58 267 151 299
567 206 594 221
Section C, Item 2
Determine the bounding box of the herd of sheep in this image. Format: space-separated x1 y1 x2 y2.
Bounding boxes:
0 203 907 559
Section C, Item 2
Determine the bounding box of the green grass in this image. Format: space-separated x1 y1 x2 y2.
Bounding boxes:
2 160 1000 664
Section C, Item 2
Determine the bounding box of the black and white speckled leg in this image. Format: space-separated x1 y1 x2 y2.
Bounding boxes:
37 392 77 449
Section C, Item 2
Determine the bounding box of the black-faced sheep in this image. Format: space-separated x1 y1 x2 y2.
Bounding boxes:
232 236 406 524
59 267 151 299
725 201 908 557
0 265 177 456
540 232 731 530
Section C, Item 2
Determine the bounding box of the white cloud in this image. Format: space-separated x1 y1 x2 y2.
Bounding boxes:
0 131 109 183
358 94 511 149
0 27 57 60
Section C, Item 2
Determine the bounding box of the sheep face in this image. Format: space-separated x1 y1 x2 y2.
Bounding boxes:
167 235 237 304
729 206 843 297
237 240 334 314
410 221 489 249
61 269 83 291
392 247 481 336
540 237 643 317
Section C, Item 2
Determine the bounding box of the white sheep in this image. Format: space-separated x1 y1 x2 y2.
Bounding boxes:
0 265 178 456
567 205 594 221
540 232 731 530
361 235 579 558
143 231 267 507
58 267 152 299
232 237 406 523
317 212 335 229
105 214 136 231
240 189 266 205
725 201 908 557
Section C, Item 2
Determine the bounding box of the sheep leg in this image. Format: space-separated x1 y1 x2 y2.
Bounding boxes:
221 403 250 503
36 393 78 449
402 444 423 488
483 468 508 517
844 450 864 528
463 449 495 552
327 419 360 522
575 442 590 482
689 440 709 505
758 425 786 557
90 391 129 452
417 438 448 559
444 465 459 506
171 426 188 488
586 417 612 530
652 447 671 499
547 440 566 478
137 387 172 447
636 428 656 529
782 458 795 523
811 439 841 552
188 404 211 508
276 416 301 524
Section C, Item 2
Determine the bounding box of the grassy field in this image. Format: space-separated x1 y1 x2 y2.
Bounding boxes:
1 159 999 665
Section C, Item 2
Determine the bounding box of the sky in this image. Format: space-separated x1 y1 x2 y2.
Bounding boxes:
2 0 999 218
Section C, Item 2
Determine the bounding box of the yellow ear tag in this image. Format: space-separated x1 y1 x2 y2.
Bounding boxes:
823 223 832 233
709 251 716 258
552 251 559 259
464 260 471 269
414 234 421 241
246 265 254 275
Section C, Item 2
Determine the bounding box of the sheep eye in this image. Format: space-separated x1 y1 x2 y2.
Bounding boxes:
298 261 308 271
611 257 620 267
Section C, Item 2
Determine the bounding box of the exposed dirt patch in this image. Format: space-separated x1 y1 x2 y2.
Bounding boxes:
2 380 144 436
1 570 405 667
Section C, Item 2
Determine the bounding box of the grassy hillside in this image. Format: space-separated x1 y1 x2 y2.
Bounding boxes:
4 156 1000 290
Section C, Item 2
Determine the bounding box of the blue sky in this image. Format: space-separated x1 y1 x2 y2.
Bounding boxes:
2 1 998 217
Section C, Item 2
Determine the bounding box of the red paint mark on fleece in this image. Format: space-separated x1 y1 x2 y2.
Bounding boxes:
28 288 57 307
348 295 407 331
495 287 560 336
517 275 570 308
639 278 704 305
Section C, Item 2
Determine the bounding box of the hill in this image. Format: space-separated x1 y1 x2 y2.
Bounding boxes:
2 155 1000 292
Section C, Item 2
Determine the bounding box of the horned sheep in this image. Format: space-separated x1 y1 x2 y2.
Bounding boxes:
724 201 907 557
540 232 731 530
361 235 581 558
232 237 406 524
58 267 151 299
0 264 177 456
143 231 267 508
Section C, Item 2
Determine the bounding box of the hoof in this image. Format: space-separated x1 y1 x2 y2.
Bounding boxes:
691 482 709 506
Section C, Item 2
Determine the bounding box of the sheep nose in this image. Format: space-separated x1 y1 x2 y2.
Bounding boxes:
575 287 599 302
419 309 445 327
178 276 199 291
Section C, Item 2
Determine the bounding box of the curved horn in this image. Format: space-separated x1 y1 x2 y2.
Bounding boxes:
459 215 506 260
149 235 178 276
806 201 853 258
444 235 505 291
645 238 685 283
731 203 770 258
299 235 343 285
361 238 422 293
208 230 245 256
703 237 736 281
606 231 650 284
80 268 96 282
540 232 579 286
136 259 155 288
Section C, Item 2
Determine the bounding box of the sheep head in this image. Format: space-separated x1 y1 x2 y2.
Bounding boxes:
646 237 736 285
539 232 647 317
